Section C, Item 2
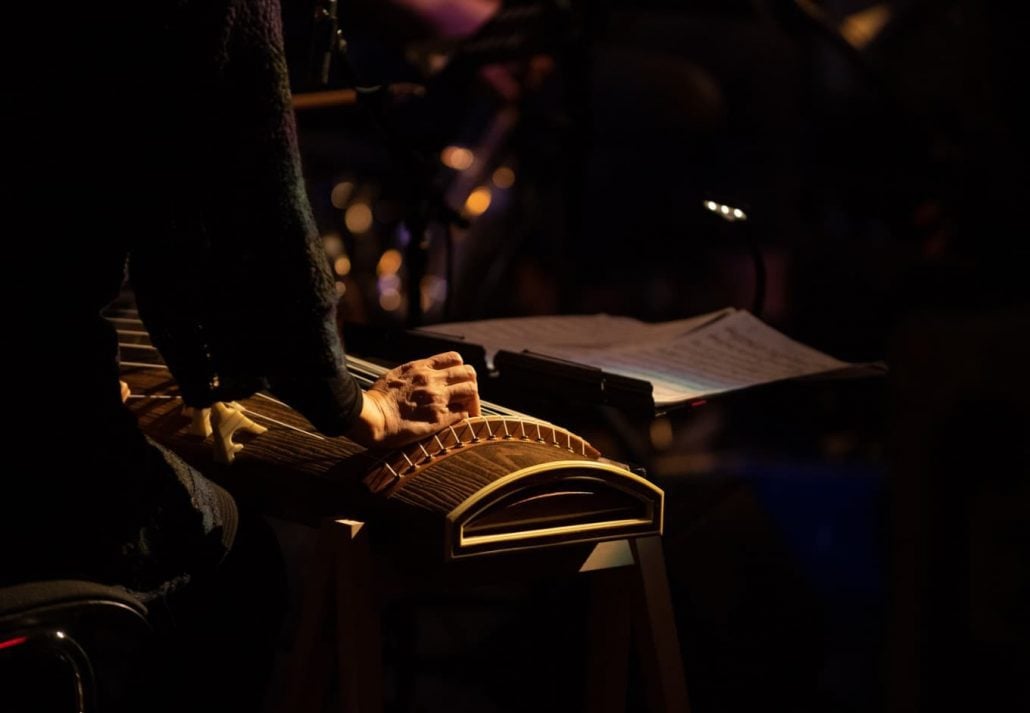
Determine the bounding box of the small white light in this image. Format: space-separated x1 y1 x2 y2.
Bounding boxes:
719 204 730 215
733 208 746 220
704 200 717 211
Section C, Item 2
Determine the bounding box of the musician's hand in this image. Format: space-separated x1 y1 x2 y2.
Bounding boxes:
347 351 481 449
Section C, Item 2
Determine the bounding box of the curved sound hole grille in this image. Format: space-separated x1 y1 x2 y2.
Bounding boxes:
462 479 650 539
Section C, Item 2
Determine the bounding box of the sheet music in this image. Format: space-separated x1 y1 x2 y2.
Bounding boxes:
422 308 855 407
538 311 850 406
423 308 733 368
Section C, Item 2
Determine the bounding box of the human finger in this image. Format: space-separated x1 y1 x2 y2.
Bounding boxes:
405 387 448 407
467 390 482 417
444 374 481 416
425 351 464 369
441 364 477 386
447 381 478 401
396 353 461 375
407 403 468 426
446 382 480 415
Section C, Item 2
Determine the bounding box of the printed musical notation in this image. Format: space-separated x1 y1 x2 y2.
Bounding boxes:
423 309 878 408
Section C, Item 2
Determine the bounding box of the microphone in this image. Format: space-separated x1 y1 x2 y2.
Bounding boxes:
308 0 339 88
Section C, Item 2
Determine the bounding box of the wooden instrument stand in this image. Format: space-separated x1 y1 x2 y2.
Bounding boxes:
283 520 689 713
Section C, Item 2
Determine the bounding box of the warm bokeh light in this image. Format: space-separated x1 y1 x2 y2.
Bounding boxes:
378 274 401 292
649 417 674 451
492 166 516 189
330 181 354 209
704 200 718 211
732 208 747 220
334 280 347 297
464 186 492 216
323 233 343 257
333 255 351 276
841 4 892 49
379 289 402 311
440 146 475 171
420 275 447 311
376 248 403 275
344 203 373 234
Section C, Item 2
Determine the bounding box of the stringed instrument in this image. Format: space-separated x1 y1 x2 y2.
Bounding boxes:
112 306 664 562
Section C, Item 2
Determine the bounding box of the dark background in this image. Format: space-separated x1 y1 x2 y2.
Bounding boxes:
273 1 1028 711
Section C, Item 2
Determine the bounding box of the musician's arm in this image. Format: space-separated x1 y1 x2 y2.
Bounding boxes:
214 0 482 446
135 0 480 446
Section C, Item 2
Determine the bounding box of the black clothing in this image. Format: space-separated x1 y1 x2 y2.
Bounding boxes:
5 22 355 713
5 1 348 708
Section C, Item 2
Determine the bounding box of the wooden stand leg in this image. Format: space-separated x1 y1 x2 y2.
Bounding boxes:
282 519 384 713
630 536 690 713
586 568 633 713
288 527 684 713
283 520 340 713
331 519 384 713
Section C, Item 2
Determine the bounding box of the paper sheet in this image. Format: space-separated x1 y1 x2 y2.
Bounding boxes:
422 308 733 369
421 308 853 407
538 311 850 406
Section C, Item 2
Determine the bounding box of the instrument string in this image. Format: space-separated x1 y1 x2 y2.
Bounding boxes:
110 314 540 452
237 407 327 440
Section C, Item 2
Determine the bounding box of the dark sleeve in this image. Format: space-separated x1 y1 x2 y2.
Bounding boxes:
131 0 362 435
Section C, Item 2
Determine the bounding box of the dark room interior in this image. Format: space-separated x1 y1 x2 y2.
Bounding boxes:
4 1 1028 712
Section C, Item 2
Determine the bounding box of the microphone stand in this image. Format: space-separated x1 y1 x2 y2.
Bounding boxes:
308 0 340 88
310 0 467 327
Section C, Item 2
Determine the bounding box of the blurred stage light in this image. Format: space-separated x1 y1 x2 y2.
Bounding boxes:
378 274 401 291
330 181 354 209
379 289 402 311
377 248 402 275
441 146 475 171
345 203 373 234
464 186 492 216
323 233 344 256
704 199 748 223
492 166 516 189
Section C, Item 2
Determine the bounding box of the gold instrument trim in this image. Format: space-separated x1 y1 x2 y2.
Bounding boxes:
460 518 654 547
446 460 664 559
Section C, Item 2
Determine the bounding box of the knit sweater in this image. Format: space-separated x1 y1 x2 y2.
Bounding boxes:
7 0 361 593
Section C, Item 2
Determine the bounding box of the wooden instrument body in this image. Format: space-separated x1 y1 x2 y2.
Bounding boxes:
120 327 663 563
